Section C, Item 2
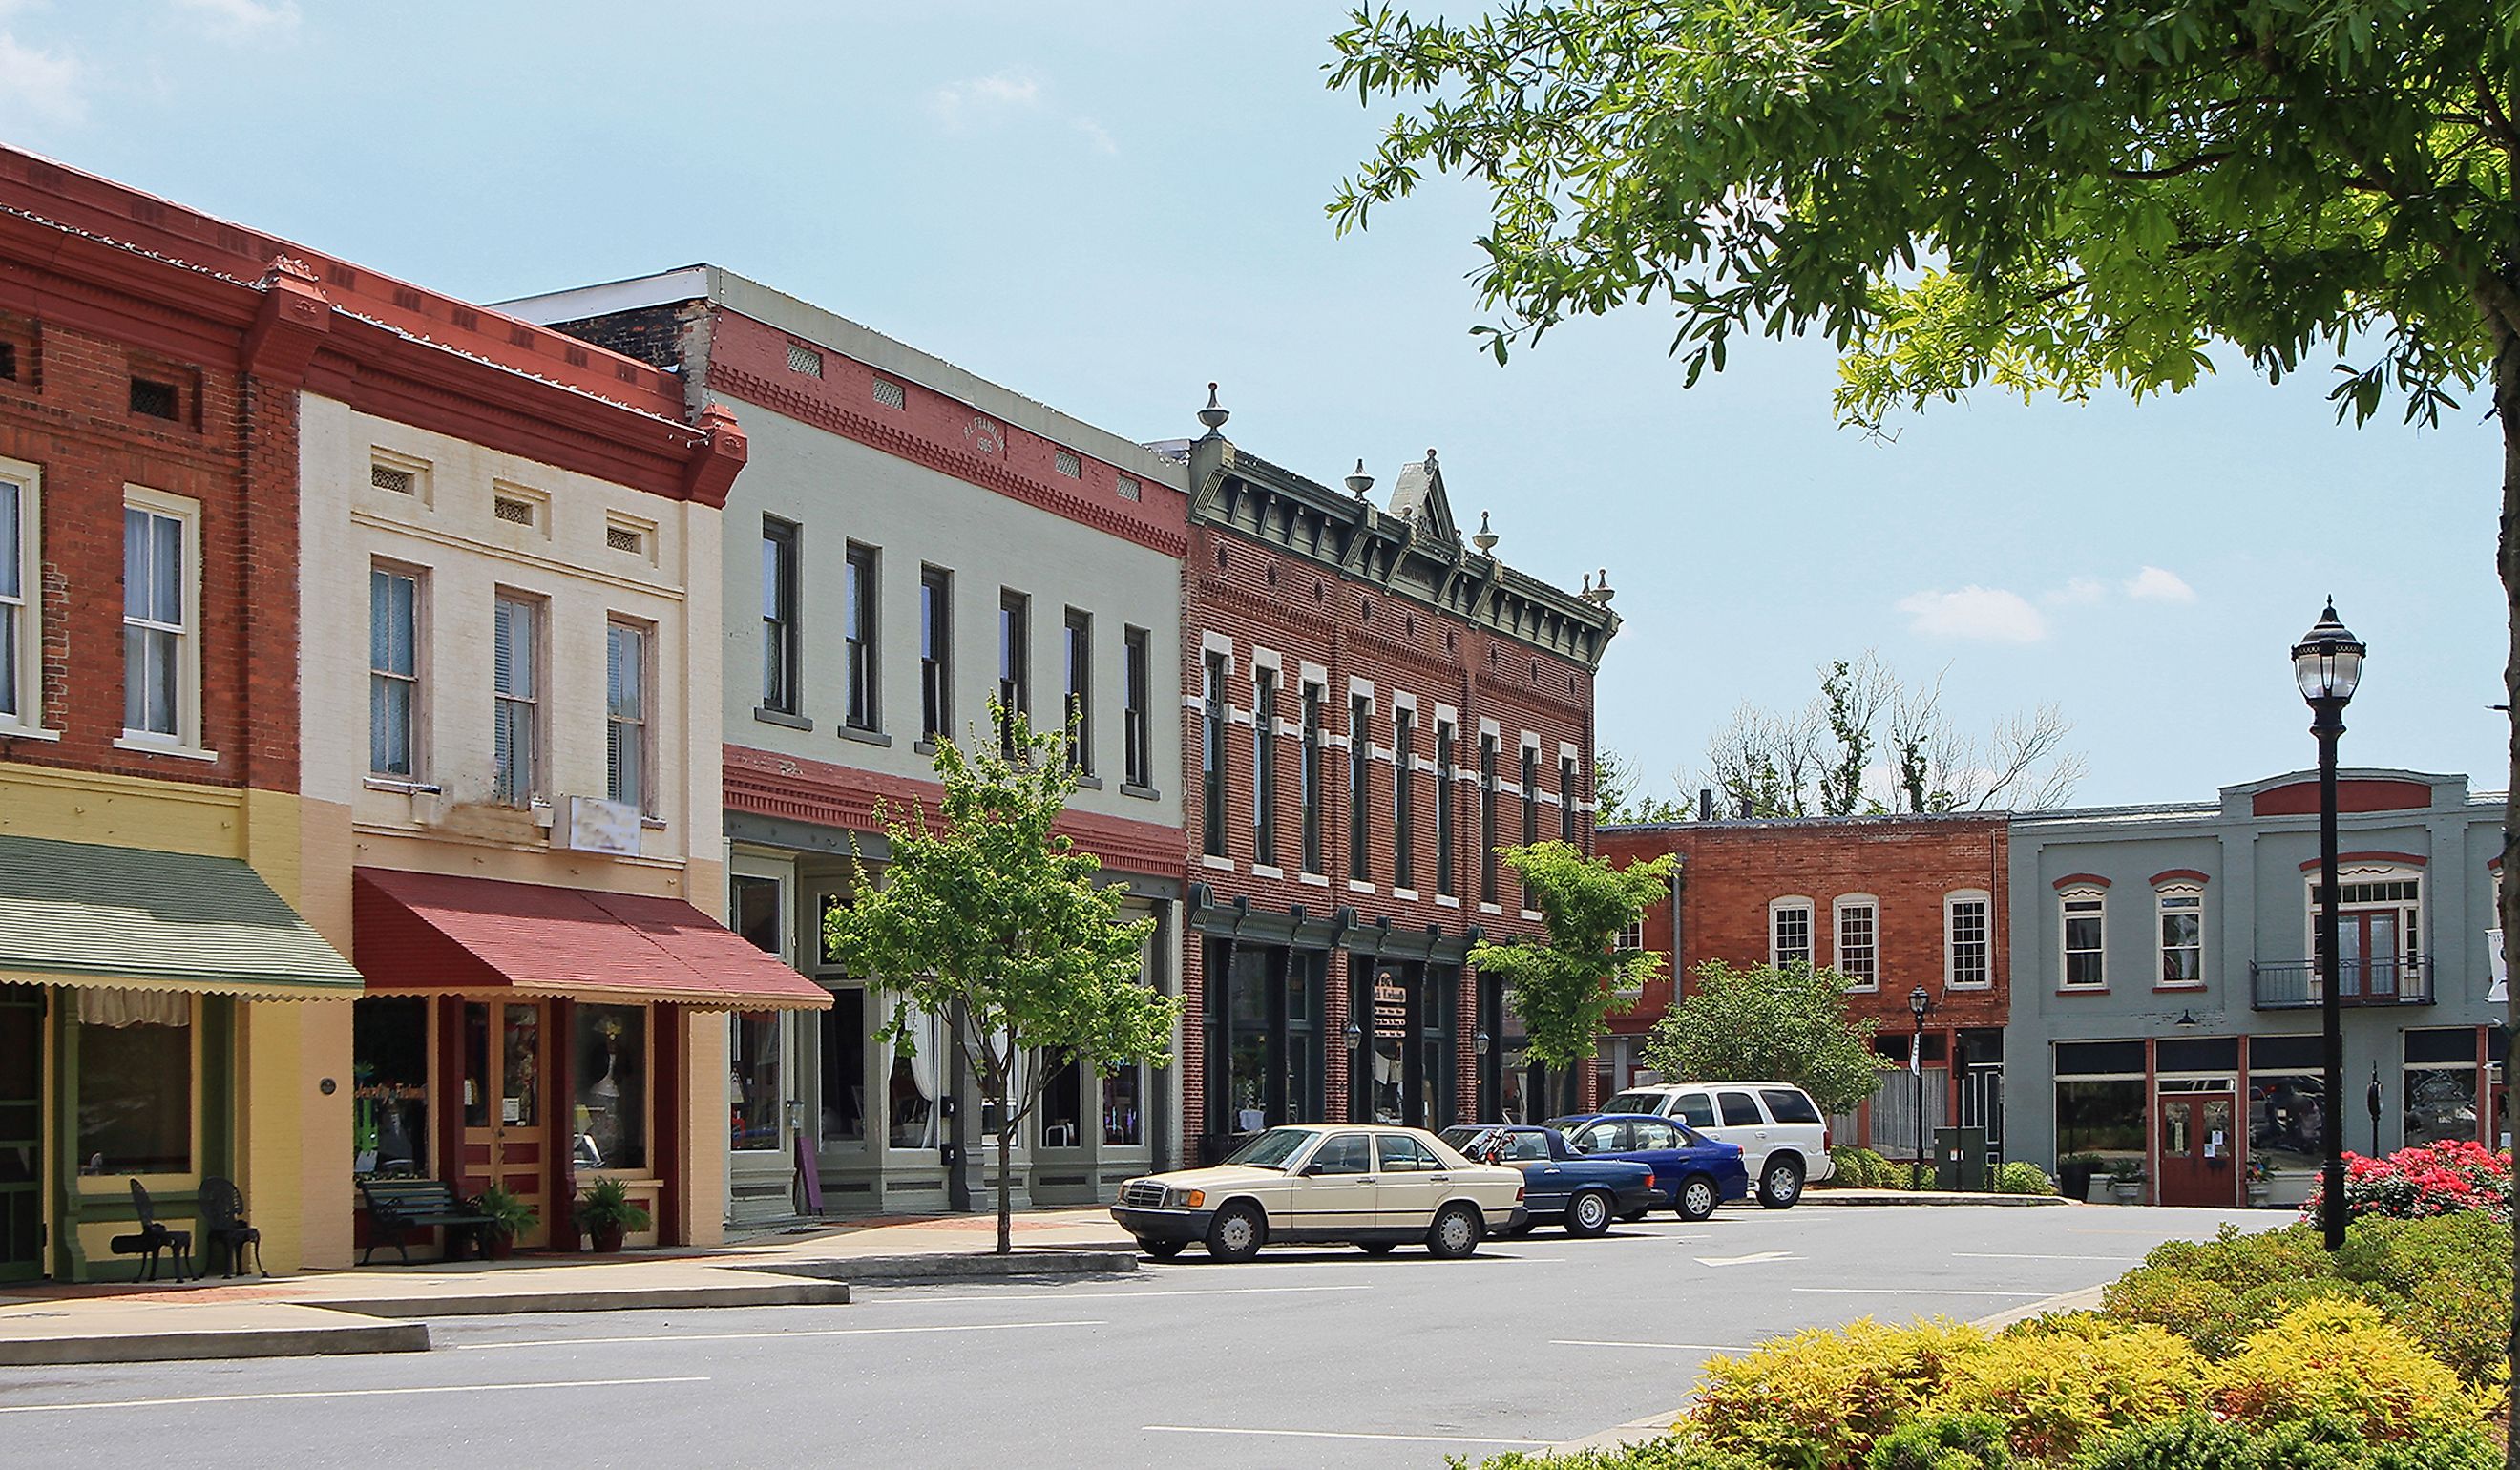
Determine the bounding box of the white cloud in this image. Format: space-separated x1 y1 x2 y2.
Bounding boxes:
0 31 82 125
1897 586 2049 643
1074 117 1117 155
170 0 300 34
2043 576 2108 607
929 69 1041 127
2125 565 2197 604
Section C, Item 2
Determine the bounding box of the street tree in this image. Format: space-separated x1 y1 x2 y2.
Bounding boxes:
1642 959 1892 1119
1468 841 1676 1114
1596 745 1690 824
822 705 1179 1253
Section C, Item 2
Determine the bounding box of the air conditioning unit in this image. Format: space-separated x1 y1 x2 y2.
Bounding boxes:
558 795 641 856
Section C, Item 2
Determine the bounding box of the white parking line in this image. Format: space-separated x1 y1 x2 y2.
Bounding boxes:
1146 1425 1550 1447
1952 1252 2143 1263
1792 1287 2051 1297
1550 1339 1750 1352
874 1284 1373 1305
0 1377 709 1416
458 1320 1103 1351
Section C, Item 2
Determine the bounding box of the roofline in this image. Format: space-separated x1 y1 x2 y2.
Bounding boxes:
1601 811 2009 833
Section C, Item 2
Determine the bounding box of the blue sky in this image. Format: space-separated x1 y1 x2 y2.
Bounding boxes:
4 1 2502 806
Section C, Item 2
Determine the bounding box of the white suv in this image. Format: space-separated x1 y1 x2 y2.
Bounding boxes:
1599 1082 1835 1208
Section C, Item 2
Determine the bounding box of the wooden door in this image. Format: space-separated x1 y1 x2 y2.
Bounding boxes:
461 1000 550 1248
0 985 41 1282
2156 1092 2236 1208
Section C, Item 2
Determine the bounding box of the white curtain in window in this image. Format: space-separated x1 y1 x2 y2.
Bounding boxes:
897 998 941 1148
78 987 190 1028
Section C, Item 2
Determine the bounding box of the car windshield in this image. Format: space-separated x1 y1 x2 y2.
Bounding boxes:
1603 1091 1665 1115
1219 1127 1315 1170
1438 1127 1486 1150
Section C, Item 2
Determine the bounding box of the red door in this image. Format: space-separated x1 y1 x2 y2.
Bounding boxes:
2156 1092 2237 1208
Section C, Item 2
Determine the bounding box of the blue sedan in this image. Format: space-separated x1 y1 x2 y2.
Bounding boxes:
1546 1112 1752 1220
1439 1124 1658 1237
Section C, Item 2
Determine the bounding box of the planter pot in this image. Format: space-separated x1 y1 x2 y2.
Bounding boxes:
2084 1175 2115 1204
2110 1180 2145 1205
588 1222 626 1253
2245 1184 2273 1209
2059 1165 2098 1202
480 1230 515 1261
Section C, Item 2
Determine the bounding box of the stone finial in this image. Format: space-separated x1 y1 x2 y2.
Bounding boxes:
1472 510 1498 555
1583 567 1615 605
1345 458 1374 497
1197 382 1230 434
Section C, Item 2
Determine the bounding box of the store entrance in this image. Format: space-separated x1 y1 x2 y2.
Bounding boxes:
0 985 40 1283
462 1000 551 1248
2156 1087 2236 1208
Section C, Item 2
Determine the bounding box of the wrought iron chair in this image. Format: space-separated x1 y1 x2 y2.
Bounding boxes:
199 1176 265 1278
108 1179 192 1283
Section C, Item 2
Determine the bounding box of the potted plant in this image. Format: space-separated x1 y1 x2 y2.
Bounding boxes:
2108 1160 2147 1205
2243 1156 2273 1208
576 1176 653 1253
472 1185 536 1260
2057 1153 2104 1203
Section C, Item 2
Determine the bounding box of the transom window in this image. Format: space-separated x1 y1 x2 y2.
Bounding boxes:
1946 891 1992 988
1769 898 1815 968
1835 897 1878 990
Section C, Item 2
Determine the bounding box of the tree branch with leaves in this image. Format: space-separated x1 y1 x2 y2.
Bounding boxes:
1468 842 1676 1112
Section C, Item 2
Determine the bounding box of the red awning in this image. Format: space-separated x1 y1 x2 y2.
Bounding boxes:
352 867 830 1011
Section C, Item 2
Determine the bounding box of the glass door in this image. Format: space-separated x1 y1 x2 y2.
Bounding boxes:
0 985 40 1282
2155 1089 2236 1208
462 1000 549 1248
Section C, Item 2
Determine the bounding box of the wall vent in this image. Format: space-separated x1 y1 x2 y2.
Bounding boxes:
129 377 179 421
872 377 905 410
1116 474 1140 502
371 465 416 494
494 495 536 526
1054 449 1082 479
606 524 645 555
788 343 824 378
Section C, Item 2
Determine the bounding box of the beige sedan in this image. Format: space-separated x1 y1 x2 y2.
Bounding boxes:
1111 1124 1527 1261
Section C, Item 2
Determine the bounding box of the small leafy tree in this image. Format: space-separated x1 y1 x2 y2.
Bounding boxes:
822 705 1180 1253
1468 842 1675 1113
1643 959 1892 1118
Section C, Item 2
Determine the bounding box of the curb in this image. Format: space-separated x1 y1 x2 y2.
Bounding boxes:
303 1275 852 1318
742 1249 1139 1284
0 1317 430 1366
1799 1191 2071 1208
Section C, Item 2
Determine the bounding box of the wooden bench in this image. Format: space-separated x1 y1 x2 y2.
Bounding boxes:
357 1177 494 1265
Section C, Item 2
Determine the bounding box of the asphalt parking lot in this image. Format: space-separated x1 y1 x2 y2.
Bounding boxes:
0 1203 2266 1468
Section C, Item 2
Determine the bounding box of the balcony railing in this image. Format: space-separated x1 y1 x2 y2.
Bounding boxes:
2250 956 2433 1010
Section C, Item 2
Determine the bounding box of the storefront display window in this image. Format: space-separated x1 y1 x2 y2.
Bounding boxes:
352 996 429 1175
573 1004 645 1171
729 1010 781 1152
75 990 190 1174
1039 1053 1084 1147
1102 1063 1142 1145
888 1002 940 1149
2404 1028 2483 1148
819 988 865 1144
2054 1078 2145 1166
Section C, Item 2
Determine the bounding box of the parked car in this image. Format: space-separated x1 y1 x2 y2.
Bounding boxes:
1597 1081 1836 1208
1439 1124 1658 1236
1111 1124 1527 1262
1543 1113 1752 1220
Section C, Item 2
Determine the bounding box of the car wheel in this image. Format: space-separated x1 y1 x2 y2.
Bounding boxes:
1564 1189 1613 1238
1758 1157 1805 1209
1357 1241 1398 1255
1204 1202 1265 1261
1676 1174 1719 1222
1139 1237 1186 1260
1426 1202 1485 1260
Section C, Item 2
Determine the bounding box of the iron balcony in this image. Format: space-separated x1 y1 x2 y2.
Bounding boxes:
2249 956 2434 1010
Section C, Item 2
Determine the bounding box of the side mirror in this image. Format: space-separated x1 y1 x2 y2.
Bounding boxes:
1299 1162 1327 1177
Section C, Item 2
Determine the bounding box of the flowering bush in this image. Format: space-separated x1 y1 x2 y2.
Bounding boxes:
2298 1141 2511 1224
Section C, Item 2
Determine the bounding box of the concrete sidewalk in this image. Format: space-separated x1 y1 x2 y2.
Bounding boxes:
1800 1186 2072 1207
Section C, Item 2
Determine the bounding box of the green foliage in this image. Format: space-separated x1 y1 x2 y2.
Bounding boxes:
1461 1438 1766 1470
1469 842 1675 1071
1690 1317 1987 1467
1865 1413 2014 1470
1936 1318 2207 1460
2209 1299 2485 1445
822 704 1179 1251
2068 1413 2500 1470
1817 661 1871 818
1596 746 1689 825
573 1175 652 1233
471 1185 536 1239
1829 1144 1890 1188
1643 958 1889 1116
1989 1162 2057 1197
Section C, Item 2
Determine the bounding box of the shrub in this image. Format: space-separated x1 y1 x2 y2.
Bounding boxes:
1935 1316 2206 1460
1830 1145 1889 1188
1989 1162 2056 1196
1864 1412 2014 1469
2067 1412 2500 1470
1688 1317 1986 1467
1466 1438 1765 1470
2209 1299 2484 1446
2299 1140 2512 1224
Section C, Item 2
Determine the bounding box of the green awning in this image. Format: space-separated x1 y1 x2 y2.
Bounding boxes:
0 834 361 999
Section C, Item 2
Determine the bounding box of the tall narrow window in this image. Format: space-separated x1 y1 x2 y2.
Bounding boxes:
1122 626 1151 788
1946 891 1993 988
1348 694 1372 882
919 566 952 741
0 468 32 726
492 594 542 806
1769 897 1815 967
368 567 420 777
843 543 878 731
1521 745 1541 856
1252 668 1279 864
1479 734 1500 904
761 518 799 715
1392 708 1416 890
1435 721 1458 896
2060 891 2106 988
998 590 1030 755
1299 683 1324 874
1200 651 1228 857
1834 897 1879 990
2157 887 2203 986
1063 608 1092 771
1559 755 1578 843
123 499 193 743
606 620 650 812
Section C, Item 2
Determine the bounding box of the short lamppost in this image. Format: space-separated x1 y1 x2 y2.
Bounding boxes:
1908 985 1934 1187
1345 1018 1365 1124
1474 1030 1492 1122
2293 599 2365 1251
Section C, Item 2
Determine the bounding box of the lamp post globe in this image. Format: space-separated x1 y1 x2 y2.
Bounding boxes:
1908 986 1930 1023
2293 600 2363 1252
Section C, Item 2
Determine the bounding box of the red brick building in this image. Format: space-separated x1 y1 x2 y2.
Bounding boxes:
1171 399 1619 1159
1598 815 2011 1160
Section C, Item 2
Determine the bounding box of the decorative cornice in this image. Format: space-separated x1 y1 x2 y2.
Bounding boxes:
2149 869 2212 888
2052 872 2112 891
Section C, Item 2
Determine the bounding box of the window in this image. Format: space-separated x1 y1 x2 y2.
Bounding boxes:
492 594 543 807
368 567 421 777
1769 898 1814 968
1521 745 1540 848
729 1010 782 1151
1393 708 1416 889
128 376 179 421
1122 626 1151 788
844 543 878 731
1038 1053 1084 1146
1252 667 1279 864
819 987 867 1144
605 620 650 812
1759 1087 1823 1125
76 991 191 1173
762 519 799 714
919 567 952 741
1064 608 1093 772
122 495 197 745
574 1003 647 1170
1312 1133 1372 1174
2158 887 2204 986
1560 755 1579 843
1103 1052 1143 1145
1716 1090 1763 1128
1376 1132 1439 1171
1479 734 1500 904
352 997 430 1174
1616 918 1645 953
1947 891 1992 988
1835 896 1879 990
1201 651 1228 857
1349 694 1373 882
1299 683 1325 874
998 591 1030 754
0 464 35 727
2061 890 2106 988
1436 721 1458 896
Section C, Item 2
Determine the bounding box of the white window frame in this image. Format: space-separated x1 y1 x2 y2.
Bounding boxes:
606 617 653 814
0 456 43 733
2155 883 2205 989
1833 894 1880 991
1945 889 1993 989
117 486 206 757
493 591 546 808
1768 896 1816 968
2058 887 2107 990
368 562 426 779
2300 862 2424 996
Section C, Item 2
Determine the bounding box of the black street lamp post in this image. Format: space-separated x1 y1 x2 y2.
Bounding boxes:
1908 985 1934 1187
2293 600 2365 1252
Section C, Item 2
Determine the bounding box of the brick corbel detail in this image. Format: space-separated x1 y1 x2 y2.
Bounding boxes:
682 402 747 508
239 256 332 388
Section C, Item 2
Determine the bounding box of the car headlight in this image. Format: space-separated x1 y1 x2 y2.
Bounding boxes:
1166 1187 1205 1208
